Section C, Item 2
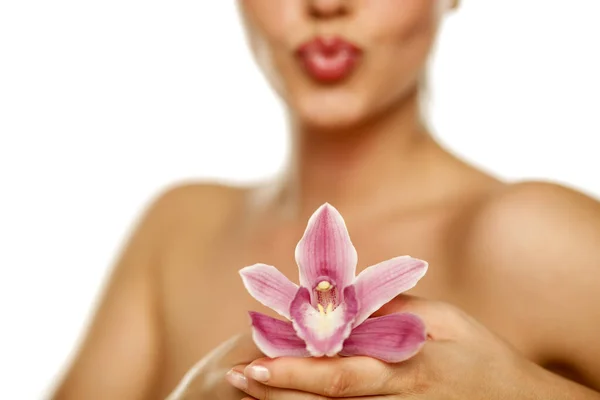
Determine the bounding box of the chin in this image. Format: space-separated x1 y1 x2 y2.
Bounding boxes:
292 91 371 132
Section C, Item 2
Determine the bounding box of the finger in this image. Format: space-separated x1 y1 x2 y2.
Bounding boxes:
373 294 469 340
242 356 403 397
227 367 325 400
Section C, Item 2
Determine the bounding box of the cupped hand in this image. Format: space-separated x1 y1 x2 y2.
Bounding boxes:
226 296 532 399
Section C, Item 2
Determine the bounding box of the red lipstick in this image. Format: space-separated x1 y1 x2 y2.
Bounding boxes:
296 36 362 83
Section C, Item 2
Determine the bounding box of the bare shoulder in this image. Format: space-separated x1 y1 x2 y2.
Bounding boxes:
52 183 249 400
463 180 600 272
458 181 600 378
139 180 248 242
147 180 246 221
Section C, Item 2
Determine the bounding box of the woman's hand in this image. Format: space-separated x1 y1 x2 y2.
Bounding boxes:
226 296 600 399
166 332 263 400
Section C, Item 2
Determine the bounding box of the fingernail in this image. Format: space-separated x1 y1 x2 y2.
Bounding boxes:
225 369 248 390
245 365 270 382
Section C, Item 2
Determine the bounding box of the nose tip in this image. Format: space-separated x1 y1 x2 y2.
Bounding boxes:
308 0 349 18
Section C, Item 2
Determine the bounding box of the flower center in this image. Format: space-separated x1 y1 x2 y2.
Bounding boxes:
317 303 334 315
314 280 338 313
304 280 345 340
313 300 343 339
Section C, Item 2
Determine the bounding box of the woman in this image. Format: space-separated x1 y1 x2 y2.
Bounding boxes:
52 1 600 399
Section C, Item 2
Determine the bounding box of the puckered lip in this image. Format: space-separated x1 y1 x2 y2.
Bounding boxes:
295 36 363 83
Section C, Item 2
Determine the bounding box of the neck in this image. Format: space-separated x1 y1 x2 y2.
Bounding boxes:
274 90 444 220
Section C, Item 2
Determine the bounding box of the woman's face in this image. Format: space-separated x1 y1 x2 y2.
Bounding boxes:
239 0 452 131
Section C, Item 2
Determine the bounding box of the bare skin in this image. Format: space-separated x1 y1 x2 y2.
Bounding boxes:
52 1 600 399
51 156 600 399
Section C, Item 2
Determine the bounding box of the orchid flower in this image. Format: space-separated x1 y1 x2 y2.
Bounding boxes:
239 203 428 363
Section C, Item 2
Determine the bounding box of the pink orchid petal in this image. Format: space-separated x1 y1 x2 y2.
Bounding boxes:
340 312 427 363
353 256 428 326
249 312 310 358
240 264 299 319
295 203 358 292
290 286 358 357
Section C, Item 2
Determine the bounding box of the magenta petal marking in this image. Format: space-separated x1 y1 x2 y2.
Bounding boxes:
240 263 299 319
342 284 359 320
290 286 358 357
353 256 428 326
249 312 310 358
340 312 427 363
294 203 358 291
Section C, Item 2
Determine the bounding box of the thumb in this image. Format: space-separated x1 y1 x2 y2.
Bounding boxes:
165 333 262 400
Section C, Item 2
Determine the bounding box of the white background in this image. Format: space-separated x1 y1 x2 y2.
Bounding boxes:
1 1 599 398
